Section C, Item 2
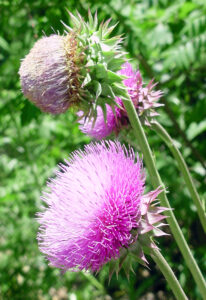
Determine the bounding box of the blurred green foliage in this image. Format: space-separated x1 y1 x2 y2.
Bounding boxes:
0 0 206 299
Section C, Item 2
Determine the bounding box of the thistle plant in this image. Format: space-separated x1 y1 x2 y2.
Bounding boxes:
78 58 206 297
121 91 206 299
19 11 127 118
78 59 206 234
18 10 206 300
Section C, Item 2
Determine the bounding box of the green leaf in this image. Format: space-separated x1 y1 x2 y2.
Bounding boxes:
93 81 102 99
95 63 107 79
20 101 40 126
106 70 125 83
186 120 206 141
0 36 9 52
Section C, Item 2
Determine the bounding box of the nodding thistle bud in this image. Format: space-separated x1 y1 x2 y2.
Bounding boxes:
19 11 126 116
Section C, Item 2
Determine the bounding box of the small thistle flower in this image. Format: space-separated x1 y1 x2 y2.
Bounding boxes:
78 62 163 138
77 97 123 139
78 105 119 139
37 141 168 273
19 11 127 115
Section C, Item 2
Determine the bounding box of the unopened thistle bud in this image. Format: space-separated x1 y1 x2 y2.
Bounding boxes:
19 11 126 116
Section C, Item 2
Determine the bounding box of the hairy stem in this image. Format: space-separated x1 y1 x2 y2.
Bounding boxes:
137 52 206 170
152 121 206 233
106 5 206 169
122 96 206 299
150 248 188 300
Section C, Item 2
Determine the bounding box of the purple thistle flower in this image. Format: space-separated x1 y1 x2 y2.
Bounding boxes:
37 141 167 272
78 105 118 139
78 62 163 138
78 99 123 139
118 62 163 122
118 62 142 107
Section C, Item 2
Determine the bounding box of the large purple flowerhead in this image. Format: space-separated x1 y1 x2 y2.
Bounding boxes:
37 141 167 272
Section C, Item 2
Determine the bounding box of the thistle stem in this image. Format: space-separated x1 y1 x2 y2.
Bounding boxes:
150 248 188 300
81 272 106 294
122 97 206 299
151 121 206 233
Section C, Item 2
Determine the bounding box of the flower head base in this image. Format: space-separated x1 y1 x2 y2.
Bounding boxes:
19 11 127 116
78 62 163 138
37 141 168 273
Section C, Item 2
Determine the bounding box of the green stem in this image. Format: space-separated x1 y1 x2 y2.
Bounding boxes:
150 248 188 300
152 121 206 233
122 97 206 299
81 272 106 294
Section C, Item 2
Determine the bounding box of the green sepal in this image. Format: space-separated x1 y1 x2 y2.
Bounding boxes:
108 259 119 283
112 83 129 99
108 58 126 72
93 81 102 100
81 73 91 87
64 11 127 117
101 103 108 125
95 64 108 79
101 83 115 98
106 71 125 83
122 255 135 280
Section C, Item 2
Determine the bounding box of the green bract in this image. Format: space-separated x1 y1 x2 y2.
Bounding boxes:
63 11 128 119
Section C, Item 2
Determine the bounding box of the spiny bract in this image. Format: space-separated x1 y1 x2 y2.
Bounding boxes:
78 62 163 139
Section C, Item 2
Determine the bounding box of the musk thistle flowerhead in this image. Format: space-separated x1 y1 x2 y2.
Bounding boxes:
37 141 168 274
19 11 127 116
78 62 163 138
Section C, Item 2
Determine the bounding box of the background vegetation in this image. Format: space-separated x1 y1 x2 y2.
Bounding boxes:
0 0 206 299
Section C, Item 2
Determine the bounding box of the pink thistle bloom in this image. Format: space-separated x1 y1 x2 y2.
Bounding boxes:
118 62 163 122
78 100 122 139
77 105 118 139
78 62 163 138
118 62 142 107
37 141 167 272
